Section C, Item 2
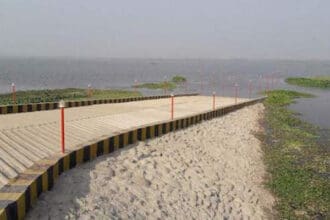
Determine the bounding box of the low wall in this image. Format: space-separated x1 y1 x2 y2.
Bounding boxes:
0 93 198 115
0 96 266 220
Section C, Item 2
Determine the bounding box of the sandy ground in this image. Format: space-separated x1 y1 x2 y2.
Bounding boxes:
26 103 274 220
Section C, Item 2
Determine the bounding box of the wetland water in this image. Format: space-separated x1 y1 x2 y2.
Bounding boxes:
0 57 329 128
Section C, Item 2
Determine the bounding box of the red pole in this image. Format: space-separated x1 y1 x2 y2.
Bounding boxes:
171 94 174 120
59 100 65 153
213 92 215 109
11 83 16 104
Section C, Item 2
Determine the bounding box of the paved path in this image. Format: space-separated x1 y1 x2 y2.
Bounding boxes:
0 96 246 188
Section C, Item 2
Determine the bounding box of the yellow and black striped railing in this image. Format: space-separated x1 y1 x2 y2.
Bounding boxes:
0 93 198 115
0 97 265 220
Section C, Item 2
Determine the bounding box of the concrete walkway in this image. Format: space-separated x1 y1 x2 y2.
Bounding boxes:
0 96 247 188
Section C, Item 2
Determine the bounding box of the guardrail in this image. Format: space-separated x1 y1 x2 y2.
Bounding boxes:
0 96 266 220
0 93 199 115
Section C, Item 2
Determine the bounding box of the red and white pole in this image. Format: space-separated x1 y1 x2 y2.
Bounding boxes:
11 83 16 104
59 100 66 154
235 83 239 104
212 91 216 110
170 93 174 120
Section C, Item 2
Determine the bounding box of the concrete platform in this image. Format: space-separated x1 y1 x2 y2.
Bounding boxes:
0 95 247 188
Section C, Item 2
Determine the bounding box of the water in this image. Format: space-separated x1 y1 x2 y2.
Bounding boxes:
0 57 329 128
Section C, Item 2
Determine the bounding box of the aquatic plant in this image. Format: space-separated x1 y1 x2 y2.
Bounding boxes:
286 77 330 89
260 90 329 219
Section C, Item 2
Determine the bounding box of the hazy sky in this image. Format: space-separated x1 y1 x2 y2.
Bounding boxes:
0 0 329 59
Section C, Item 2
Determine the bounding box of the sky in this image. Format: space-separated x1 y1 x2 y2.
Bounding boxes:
0 0 329 60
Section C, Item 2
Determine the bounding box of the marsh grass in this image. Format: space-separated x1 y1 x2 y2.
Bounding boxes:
0 88 142 105
286 77 330 89
133 75 187 90
260 90 329 219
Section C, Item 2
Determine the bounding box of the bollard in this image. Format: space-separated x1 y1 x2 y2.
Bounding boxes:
59 100 66 153
212 91 216 110
11 83 16 104
171 93 174 120
234 83 239 104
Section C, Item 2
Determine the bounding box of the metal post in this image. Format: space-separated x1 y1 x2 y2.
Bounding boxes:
11 83 16 104
258 75 262 93
213 91 216 110
134 79 138 93
235 83 238 104
87 84 91 98
59 100 66 153
171 93 174 120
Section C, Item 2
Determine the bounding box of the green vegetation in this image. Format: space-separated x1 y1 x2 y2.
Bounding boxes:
171 75 187 83
286 77 330 89
134 75 187 90
260 90 329 219
0 88 142 105
135 81 176 90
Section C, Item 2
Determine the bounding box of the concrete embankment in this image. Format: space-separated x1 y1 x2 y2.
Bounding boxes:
0 95 264 219
26 103 274 219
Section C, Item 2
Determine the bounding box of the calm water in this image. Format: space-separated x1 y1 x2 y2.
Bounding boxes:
0 57 329 128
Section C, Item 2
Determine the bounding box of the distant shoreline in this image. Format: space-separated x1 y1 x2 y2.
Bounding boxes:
286 76 330 89
0 88 142 106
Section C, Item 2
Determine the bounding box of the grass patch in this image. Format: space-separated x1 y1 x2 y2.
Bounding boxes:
260 90 329 219
135 81 176 90
286 77 330 89
0 88 142 105
134 75 187 90
171 75 187 83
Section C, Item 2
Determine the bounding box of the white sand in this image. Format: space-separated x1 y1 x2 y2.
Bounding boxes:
26 103 274 220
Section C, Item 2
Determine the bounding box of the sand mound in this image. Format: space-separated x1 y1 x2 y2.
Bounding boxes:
27 103 274 219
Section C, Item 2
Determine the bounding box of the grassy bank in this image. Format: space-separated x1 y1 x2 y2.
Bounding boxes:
0 88 142 105
286 77 330 89
260 90 329 219
134 75 186 90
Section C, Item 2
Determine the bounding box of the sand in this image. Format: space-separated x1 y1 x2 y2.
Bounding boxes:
26 103 275 220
